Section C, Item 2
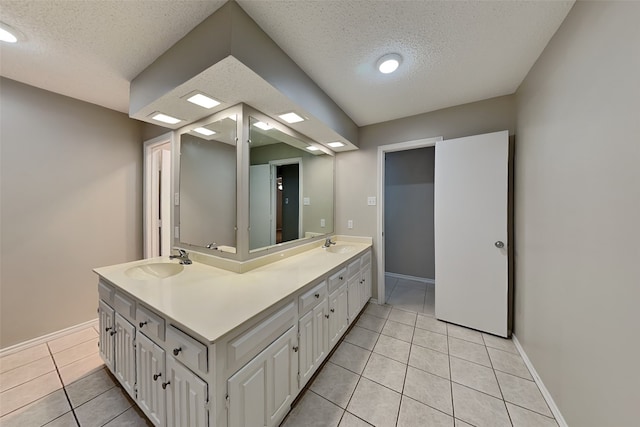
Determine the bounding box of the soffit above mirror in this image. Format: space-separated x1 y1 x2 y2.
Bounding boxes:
130 0 358 152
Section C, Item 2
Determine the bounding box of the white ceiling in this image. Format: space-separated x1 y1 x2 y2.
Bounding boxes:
0 0 574 127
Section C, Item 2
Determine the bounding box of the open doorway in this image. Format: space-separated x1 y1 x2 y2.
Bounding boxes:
275 163 300 244
376 137 442 306
384 147 436 314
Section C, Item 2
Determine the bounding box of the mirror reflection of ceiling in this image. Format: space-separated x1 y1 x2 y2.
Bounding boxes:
250 123 323 155
188 114 237 145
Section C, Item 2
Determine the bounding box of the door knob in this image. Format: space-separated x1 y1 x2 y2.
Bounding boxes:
494 241 505 249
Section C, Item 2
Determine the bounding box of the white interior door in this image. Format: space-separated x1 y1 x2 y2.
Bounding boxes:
434 130 509 337
250 164 272 249
159 147 172 256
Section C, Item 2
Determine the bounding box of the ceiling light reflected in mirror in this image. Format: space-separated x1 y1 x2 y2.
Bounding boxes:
193 127 216 136
0 22 18 43
254 121 273 130
306 146 320 151
327 141 345 148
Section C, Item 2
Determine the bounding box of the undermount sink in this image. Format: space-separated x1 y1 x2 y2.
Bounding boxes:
125 262 184 280
323 245 355 254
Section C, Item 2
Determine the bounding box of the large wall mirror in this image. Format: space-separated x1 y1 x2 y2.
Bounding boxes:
248 115 334 252
175 103 334 260
178 111 238 252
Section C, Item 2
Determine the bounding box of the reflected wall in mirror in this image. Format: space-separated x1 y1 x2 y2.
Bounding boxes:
179 114 237 251
249 116 334 252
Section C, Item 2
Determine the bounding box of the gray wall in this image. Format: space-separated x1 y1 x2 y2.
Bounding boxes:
0 78 143 348
384 147 435 279
514 1 640 425
335 95 516 299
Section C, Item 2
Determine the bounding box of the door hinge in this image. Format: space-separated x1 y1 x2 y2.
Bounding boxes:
225 394 230 409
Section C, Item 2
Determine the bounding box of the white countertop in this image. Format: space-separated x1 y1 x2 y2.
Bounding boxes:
93 240 371 344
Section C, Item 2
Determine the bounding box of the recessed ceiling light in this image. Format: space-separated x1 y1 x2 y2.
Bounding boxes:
306 146 320 151
151 113 181 125
254 121 273 131
327 141 345 148
279 112 305 124
186 93 220 109
0 22 19 43
193 127 216 136
377 53 402 74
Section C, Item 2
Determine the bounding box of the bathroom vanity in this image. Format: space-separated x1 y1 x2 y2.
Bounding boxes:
94 238 372 427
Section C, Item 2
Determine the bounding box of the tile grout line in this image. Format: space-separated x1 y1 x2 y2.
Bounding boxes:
46 342 81 427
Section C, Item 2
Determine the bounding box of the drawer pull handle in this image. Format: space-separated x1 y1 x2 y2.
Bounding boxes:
173 347 182 356
314 293 320 298
153 373 161 381
139 321 148 328
110 330 116 336
325 314 330 319
293 346 299 352
339 276 343 280
105 327 112 332
162 381 170 390
330 309 335 313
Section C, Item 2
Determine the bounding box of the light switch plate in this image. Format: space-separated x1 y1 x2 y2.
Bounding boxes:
367 196 376 206
174 226 180 238
347 220 353 229
174 192 180 205
320 218 325 227
304 197 311 205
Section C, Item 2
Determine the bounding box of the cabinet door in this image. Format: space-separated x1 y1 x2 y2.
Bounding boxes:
347 275 360 323
137 332 166 427
298 310 314 386
360 264 372 308
312 300 329 369
228 327 297 427
329 283 349 349
166 355 208 427
98 300 115 373
114 313 136 399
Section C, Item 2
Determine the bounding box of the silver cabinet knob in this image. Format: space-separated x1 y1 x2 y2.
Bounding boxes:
495 241 505 248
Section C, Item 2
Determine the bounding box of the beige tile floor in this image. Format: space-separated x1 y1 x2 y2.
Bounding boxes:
282 302 559 426
385 276 435 316
0 324 151 426
0 285 556 427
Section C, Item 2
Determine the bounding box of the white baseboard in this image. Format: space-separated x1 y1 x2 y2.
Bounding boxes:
512 334 568 427
0 318 99 357
385 272 435 285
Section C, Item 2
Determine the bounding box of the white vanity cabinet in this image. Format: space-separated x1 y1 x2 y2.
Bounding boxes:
98 300 115 372
165 355 209 427
297 281 329 387
347 252 372 322
96 245 373 427
113 312 137 399
227 326 297 427
97 280 209 427
136 332 166 426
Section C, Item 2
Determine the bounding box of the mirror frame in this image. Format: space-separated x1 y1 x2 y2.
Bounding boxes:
173 103 335 262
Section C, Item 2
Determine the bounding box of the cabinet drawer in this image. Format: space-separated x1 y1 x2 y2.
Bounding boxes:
113 292 136 322
360 251 371 268
226 301 296 371
347 259 361 279
328 268 347 294
98 280 114 305
299 281 327 314
136 305 165 341
166 325 208 374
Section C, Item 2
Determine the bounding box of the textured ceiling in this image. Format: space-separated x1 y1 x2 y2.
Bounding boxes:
0 0 574 127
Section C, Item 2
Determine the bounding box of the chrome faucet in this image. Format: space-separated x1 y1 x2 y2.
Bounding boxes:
322 237 336 248
169 249 192 265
